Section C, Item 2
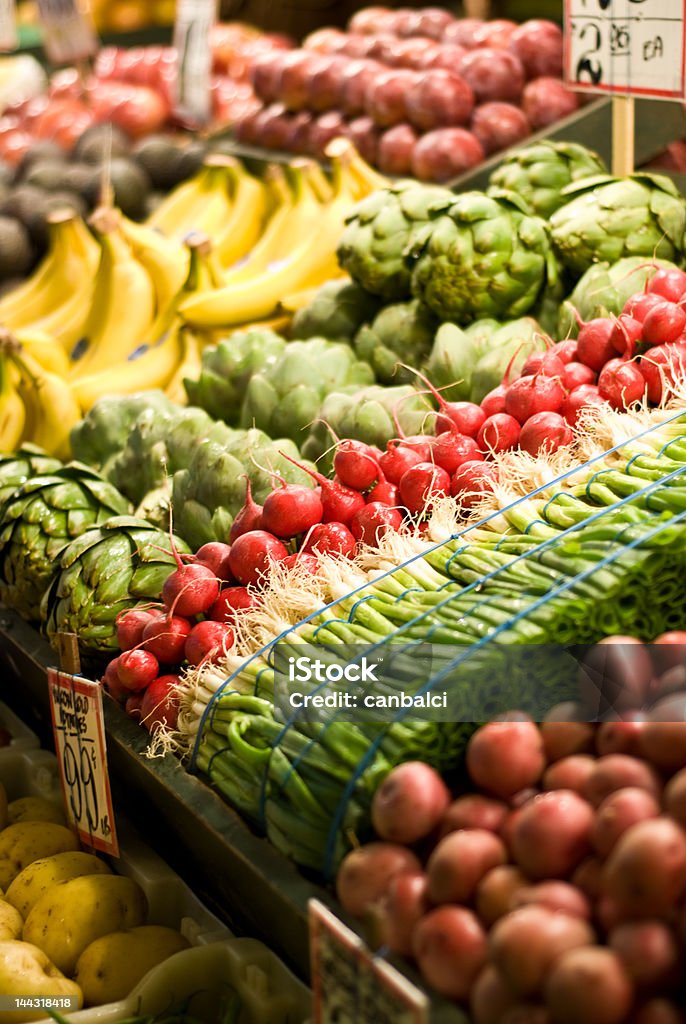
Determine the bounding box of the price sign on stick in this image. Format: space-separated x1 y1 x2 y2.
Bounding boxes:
36 0 98 64
310 900 429 1024
48 668 119 857
173 0 217 127
0 0 17 52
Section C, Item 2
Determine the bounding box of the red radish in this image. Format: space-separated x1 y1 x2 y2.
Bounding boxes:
481 384 508 417
451 460 497 506
576 317 617 371
598 359 646 410
519 411 573 455
351 503 403 545
193 542 233 581
228 530 288 586
648 266 686 301
551 340 579 364
116 649 160 692
333 440 380 490
260 482 323 538
279 450 366 524
379 872 429 958
520 351 565 379
639 343 686 403
625 291 665 323
610 315 643 358
367 479 399 505
642 301 686 345
336 842 422 917
437 401 486 438
184 620 234 667
302 521 357 558
430 432 482 474
116 608 157 651
140 674 180 733
372 762 450 843
504 374 566 424
562 362 596 391
390 434 433 461
413 906 488 1001
229 479 263 542
209 586 259 622
477 413 521 453
125 694 143 720
162 562 220 618
561 384 607 425
142 614 192 664
103 658 127 703
379 442 424 484
398 462 451 514
281 552 320 574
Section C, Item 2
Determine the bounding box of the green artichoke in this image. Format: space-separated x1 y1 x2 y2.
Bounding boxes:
469 317 546 403
70 391 177 471
291 280 382 343
0 446 62 508
549 173 686 278
336 181 453 300
354 300 438 385
410 190 555 325
172 430 315 550
557 256 681 337
423 320 499 402
42 516 189 656
240 338 374 445
106 406 236 506
0 465 130 622
488 141 608 220
302 385 434 470
183 328 286 424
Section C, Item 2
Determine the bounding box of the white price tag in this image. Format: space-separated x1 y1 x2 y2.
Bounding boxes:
0 0 17 52
36 0 97 65
48 669 119 857
173 0 217 127
564 0 686 98
310 900 429 1024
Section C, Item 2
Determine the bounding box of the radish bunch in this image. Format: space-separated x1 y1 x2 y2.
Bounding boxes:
337 638 686 1021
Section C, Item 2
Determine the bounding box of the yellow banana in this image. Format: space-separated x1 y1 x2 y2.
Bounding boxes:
327 138 389 198
69 209 156 380
146 158 234 242
213 160 269 270
119 214 190 314
184 233 225 292
0 210 100 331
28 287 94 357
5 344 81 459
0 353 25 452
179 155 358 329
8 328 71 378
164 325 203 404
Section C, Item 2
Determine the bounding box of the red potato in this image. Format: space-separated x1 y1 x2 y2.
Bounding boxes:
335 842 422 918
411 127 485 182
380 35 438 68
544 947 634 1024
412 905 488 1001
640 701 686 771
511 790 594 879
508 20 563 79
378 871 428 957
604 817 686 919
579 636 653 718
500 805 526 851
475 865 529 926
490 906 595 996
595 717 646 757
522 77 580 129
371 761 450 844
511 881 591 920
365 68 418 126
541 718 595 761
543 755 596 795
631 1000 686 1024
457 48 525 104
471 966 517 1024
609 921 679 991
376 123 417 175
583 755 661 809
467 720 545 799
427 828 507 904
649 665 686 704
412 7 456 41
405 69 474 130
652 632 686 673
471 102 530 155
501 1007 551 1024
664 767 686 827
472 19 518 48
421 43 468 70
440 794 508 837
443 18 485 49
591 788 661 859
572 856 604 900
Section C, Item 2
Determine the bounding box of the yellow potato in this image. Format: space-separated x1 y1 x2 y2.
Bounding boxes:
0 783 7 831
75 925 190 1005
23 874 147 976
0 940 82 1022
0 823 79 890
0 900 23 940
8 798 66 827
6 851 112 919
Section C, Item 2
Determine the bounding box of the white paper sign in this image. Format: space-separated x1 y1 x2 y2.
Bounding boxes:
0 0 17 52
564 0 686 99
37 0 98 64
173 0 217 126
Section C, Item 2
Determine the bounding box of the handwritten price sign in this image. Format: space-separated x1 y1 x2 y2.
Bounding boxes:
310 900 428 1024
564 0 686 98
36 0 97 64
173 0 216 127
48 670 119 857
